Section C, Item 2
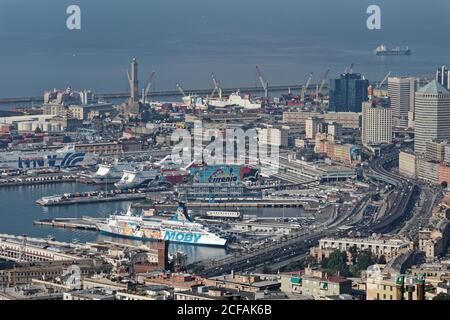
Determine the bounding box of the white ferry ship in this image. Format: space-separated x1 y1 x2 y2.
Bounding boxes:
96 204 227 247
0 145 97 170
114 168 162 189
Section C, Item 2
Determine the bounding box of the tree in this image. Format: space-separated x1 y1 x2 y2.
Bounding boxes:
283 261 305 272
434 293 450 300
356 249 376 272
348 246 358 264
441 181 448 189
322 250 351 276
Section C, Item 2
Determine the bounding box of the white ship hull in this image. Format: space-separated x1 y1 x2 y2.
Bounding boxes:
0 146 97 170
97 223 227 247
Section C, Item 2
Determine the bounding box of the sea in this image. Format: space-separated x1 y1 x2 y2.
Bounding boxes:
0 182 302 263
0 0 449 261
0 0 449 103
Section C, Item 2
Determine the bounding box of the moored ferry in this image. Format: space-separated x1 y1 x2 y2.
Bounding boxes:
96 204 228 247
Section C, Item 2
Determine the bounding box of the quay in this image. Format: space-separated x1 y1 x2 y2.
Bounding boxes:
36 192 149 207
35 187 170 207
33 217 101 231
134 200 314 210
0 84 321 104
0 174 76 187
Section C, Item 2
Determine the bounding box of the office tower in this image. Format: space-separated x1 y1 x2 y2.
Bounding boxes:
305 117 323 139
128 58 139 102
388 77 418 128
436 65 450 90
329 73 369 112
425 140 447 162
414 81 450 154
327 122 342 142
362 100 392 145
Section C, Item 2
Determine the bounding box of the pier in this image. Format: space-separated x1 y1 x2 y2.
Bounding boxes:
134 200 314 210
33 217 101 231
0 174 76 187
35 187 170 207
0 84 322 104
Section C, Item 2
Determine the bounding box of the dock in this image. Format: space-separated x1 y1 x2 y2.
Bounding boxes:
0 84 320 104
36 187 170 207
36 193 148 207
133 200 314 210
0 175 76 187
33 217 101 231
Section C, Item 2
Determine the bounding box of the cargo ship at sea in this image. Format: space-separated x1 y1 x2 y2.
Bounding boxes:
96 204 227 246
375 44 411 56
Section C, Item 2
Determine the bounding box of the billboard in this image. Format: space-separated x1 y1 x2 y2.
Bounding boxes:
189 165 258 184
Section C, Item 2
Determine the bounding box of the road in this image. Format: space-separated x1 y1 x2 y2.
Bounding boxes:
191 149 438 276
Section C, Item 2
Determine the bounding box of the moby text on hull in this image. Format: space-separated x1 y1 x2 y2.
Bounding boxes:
96 204 227 247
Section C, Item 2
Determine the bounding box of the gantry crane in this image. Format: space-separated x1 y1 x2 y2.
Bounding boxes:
377 71 391 89
210 73 223 100
141 71 156 103
301 72 314 101
256 65 269 99
316 69 330 100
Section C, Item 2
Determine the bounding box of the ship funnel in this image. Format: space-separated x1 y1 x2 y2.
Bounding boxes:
172 202 193 222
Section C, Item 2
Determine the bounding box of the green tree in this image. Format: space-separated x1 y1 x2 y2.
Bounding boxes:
434 293 450 300
356 249 376 271
322 250 351 276
348 246 358 264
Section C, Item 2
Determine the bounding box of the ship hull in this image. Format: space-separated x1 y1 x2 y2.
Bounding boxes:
97 223 227 247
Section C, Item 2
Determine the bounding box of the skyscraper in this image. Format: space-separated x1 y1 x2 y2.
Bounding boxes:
388 77 418 128
362 100 392 146
436 65 450 90
414 81 450 154
329 73 369 112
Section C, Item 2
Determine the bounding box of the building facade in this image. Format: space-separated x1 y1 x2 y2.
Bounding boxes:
362 101 392 146
414 81 450 154
329 73 369 112
388 77 418 128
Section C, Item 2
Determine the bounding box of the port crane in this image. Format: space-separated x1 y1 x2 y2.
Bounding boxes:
210 73 223 100
377 71 391 89
256 65 269 99
301 72 314 102
315 69 330 100
141 71 156 103
344 63 354 74
176 83 187 97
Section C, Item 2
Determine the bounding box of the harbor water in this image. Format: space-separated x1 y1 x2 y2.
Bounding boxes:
0 182 301 263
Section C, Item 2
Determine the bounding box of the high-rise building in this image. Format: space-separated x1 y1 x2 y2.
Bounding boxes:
414 81 450 154
362 100 392 146
388 77 418 128
305 117 324 139
329 73 369 112
436 65 450 90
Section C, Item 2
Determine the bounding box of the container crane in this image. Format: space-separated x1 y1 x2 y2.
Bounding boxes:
344 63 354 74
316 69 330 100
256 65 269 99
301 72 314 101
176 83 187 97
210 73 223 100
141 71 156 103
377 71 391 89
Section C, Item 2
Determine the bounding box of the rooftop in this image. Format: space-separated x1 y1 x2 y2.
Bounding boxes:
418 80 450 94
